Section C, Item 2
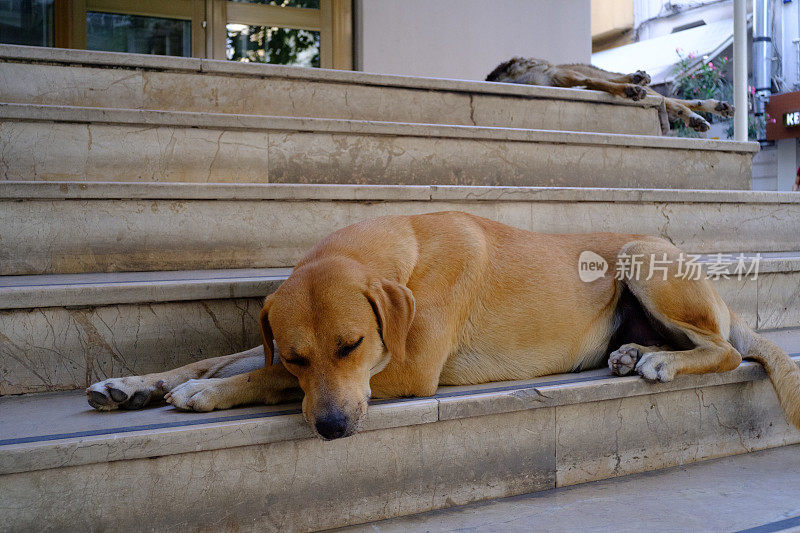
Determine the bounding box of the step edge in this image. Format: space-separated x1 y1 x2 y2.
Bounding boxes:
2 181 795 203
1 355 797 476
0 44 663 108
1 256 797 310
0 103 759 153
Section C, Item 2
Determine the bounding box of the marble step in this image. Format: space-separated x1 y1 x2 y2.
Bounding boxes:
0 43 664 136
2 252 799 395
1 181 798 276
1 346 798 532
0 103 757 189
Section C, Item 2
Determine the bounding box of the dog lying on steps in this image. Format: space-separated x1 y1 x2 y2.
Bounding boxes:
87 212 800 440
486 57 735 135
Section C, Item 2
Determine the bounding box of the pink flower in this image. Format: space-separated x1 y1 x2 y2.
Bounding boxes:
749 86 756 94
770 118 777 123
724 56 728 61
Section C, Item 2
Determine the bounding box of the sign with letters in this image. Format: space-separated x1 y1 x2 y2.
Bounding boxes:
784 110 800 127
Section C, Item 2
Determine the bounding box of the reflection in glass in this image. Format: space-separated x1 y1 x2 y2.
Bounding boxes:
86 12 191 57
227 24 319 67
229 0 320 9
0 0 54 47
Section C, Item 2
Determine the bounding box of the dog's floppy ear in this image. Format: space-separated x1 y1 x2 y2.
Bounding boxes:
259 294 275 365
365 277 415 363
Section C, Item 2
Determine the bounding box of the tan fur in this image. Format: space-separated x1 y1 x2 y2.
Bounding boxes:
87 212 800 439
486 56 735 135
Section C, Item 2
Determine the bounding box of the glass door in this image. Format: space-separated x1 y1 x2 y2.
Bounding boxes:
0 0 352 68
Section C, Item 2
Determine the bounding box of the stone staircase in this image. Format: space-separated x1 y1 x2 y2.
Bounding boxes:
1 44 798 532
0 44 757 188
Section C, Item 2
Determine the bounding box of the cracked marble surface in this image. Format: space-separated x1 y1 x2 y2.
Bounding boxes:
0 104 753 187
2 190 796 276
1 360 798 531
0 298 263 394
0 46 662 135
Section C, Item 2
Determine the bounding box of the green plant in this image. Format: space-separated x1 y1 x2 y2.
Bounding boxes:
671 50 758 140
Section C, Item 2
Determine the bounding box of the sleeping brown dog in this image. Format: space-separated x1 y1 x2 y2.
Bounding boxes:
486 57 735 134
87 212 800 440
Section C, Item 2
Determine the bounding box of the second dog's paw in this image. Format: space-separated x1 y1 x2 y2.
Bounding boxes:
86 376 164 411
625 84 647 101
608 345 641 376
714 101 735 117
165 379 229 412
631 70 651 86
635 352 676 383
689 115 710 132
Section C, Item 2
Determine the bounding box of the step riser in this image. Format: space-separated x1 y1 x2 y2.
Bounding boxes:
0 117 753 189
1 188 795 276
1 376 796 532
0 53 662 136
2 272 796 395
0 298 264 395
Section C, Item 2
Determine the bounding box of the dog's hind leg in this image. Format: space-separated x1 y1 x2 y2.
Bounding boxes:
612 239 742 383
665 98 711 132
683 98 735 119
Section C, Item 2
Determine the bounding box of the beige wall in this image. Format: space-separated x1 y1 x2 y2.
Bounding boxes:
355 0 591 80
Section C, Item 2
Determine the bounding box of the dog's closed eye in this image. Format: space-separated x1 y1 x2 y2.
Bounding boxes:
283 350 310 367
336 337 364 359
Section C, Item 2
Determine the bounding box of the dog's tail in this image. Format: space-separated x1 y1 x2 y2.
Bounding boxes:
730 313 800 430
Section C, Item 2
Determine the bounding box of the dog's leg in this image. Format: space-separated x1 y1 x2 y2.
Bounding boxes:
607 70 651 86
86 346 286 410
551 70 648 101
614 239 742 383
665 98 710 132
165 362 301 412
608 343 670 376
682 98 735 119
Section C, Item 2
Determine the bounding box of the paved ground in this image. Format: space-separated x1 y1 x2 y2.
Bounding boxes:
340 444 800 533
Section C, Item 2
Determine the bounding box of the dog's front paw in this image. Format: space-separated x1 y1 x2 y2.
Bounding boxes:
634 352 676 383
608 345 641 376
624 84 647 101
689 115 710 132
631 70 651 86
87 376 164 411
714 101 735 117
165 379 230 412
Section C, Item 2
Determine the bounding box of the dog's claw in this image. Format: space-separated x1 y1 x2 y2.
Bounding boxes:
87 376 161 411
625 84 647 101
631 70 651 86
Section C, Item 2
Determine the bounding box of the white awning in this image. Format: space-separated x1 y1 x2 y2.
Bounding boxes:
591 18 743 85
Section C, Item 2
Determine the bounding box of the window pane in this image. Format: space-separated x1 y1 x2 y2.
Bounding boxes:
226 24 319 67
229 0 320 9
0 0 54 47
86 12 191 57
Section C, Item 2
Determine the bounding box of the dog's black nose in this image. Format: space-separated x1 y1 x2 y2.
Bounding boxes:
314 411 349 440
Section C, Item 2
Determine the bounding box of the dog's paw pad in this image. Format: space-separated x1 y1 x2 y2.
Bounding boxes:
609 345 641 376
689 116 710 132
635 353 676 383
631 70 651 85
86 377 159 411
165 379 226 412
625 85 647 101
714 101 734 117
